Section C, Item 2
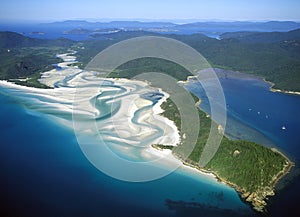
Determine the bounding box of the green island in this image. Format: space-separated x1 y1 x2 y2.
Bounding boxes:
0 30 297 212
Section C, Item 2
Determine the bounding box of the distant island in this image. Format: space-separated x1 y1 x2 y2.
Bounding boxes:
63 28 92 34
29 31 45 35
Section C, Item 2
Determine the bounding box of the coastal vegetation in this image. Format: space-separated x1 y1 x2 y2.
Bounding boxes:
114 58 293 212
0 47 58 79
160 93 292 212
0 32 72 88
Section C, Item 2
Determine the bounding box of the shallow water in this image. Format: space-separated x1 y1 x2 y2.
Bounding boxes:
0 89 253 217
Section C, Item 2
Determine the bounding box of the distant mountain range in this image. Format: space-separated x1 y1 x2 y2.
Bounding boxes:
38 20 300 42
1 20 300 41
42 20 300 32
41 20 177 29
176 21 300 32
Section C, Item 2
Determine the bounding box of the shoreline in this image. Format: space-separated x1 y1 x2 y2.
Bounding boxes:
217 67 300 96
217 68 300 96
169 150 294 212
269 148 295 187
189 68 300 96
262 78 300 96
270 87 300 96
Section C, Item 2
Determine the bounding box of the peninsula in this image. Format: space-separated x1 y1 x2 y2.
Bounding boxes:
155 96 293 212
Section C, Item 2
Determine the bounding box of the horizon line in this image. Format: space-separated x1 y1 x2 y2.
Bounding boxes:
1 18 300 25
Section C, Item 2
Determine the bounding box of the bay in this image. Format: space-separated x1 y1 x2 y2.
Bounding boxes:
185 69 300 216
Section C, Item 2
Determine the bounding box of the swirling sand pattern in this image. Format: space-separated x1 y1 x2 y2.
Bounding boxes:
0 53 180 165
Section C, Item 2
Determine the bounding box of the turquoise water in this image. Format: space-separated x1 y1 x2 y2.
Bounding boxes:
0 87 253 217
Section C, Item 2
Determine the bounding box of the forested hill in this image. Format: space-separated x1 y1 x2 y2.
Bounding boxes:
0 32 73 85
221 28 300 43
85 30 300 91
0 31 74 48
168 31 300 91
0 30 300 91
175 21 300 32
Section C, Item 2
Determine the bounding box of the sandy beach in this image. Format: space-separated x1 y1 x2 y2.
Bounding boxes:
0 52 186 178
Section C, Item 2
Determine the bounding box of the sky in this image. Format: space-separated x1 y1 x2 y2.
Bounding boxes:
0 0 300 23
